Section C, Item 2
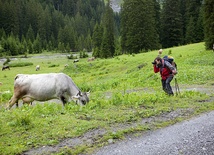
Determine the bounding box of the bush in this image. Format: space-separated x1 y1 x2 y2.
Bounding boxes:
67 54 78 59
3 57 10 65
48 64 59 68
79 50 88 58
9 62 33 67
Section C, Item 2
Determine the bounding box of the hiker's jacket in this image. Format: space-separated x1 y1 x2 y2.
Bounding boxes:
154 59 176 80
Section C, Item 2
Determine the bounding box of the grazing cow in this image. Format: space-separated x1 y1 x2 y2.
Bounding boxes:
88 57 95 62
7 73 90 109
2 66 10 71
36 65 40 71
73 59 79 63
64 64 69 68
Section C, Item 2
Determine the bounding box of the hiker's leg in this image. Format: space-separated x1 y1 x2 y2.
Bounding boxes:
166 75 174 95
161 79 167 93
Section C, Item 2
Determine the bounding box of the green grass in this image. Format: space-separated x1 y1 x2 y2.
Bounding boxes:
9 62 33 67
0 42 214 154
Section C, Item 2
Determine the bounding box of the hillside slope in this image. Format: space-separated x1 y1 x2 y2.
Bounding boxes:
1 42 214 155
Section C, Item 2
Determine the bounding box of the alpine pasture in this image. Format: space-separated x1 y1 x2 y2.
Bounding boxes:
0 42 214 155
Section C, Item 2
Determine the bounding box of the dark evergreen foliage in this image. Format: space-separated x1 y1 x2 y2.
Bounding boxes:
185 0 203 44
100 1 115 58
204 0 214 50
160 0 183 48
92 23 103 58
0 0 212 56
121 0 160 54
0 0 105 56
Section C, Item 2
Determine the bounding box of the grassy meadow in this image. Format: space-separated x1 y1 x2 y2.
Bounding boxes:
0 42 214 154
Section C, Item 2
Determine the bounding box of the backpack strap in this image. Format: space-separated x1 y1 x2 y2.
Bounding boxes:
160 59 165 73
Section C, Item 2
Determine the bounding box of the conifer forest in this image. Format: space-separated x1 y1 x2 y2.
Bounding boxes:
0 0 213 58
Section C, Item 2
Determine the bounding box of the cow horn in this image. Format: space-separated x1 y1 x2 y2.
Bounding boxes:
72 95 80 100
86 90 90 96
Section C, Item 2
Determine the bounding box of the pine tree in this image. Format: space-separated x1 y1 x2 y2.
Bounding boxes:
92 23 103 57
160 0 183 48
185 0 203 44
101 27 112 58
121 0 160 53
62 0 76 16
195 7 204 42
0 0 106 55
26 25 35 42
0 28 6 39
37 6 52 49
85 33 92 52
100 1 115 58
1 1 14 35
204 0 214 50
185 16 196 43
2 33 20 56
153 0 161 45
33 33 42 53
179 0 186 44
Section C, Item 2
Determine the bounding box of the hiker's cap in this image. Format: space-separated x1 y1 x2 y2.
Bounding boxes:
159 49 163 52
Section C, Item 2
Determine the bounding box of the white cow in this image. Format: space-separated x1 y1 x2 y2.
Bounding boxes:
36 65 40 71
73 59 79 63
88 57 95 62
7 73 90 109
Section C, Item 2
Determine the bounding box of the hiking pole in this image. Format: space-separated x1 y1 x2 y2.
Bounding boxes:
174 77 180 96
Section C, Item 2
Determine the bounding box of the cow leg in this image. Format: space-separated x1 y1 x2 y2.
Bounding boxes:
60 96 67 106
16 101 19 107
7 95 19 109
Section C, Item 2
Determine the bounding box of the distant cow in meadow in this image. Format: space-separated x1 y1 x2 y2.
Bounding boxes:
36 65 40 71
7 73 90 109
73 59 79 63
88 57 95 62
2 66 10 71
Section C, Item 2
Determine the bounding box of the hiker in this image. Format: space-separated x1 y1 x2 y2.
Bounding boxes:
152 56 177 96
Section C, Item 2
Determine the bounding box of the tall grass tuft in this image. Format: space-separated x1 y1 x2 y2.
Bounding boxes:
7 108 32 128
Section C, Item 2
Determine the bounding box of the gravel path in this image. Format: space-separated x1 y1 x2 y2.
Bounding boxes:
93 111 214 155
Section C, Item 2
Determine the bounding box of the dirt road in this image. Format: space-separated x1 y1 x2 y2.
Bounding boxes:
93 110 214 155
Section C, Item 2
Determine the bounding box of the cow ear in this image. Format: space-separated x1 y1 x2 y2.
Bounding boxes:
77 91 82 96
86 91 90 96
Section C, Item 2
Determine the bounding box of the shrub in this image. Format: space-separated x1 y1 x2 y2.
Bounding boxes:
79 51 88 58
67 54 77 59
48 64 59 68
3 57 10 65
9 62 33 67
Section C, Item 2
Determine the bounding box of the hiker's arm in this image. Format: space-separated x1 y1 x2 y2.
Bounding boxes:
153 65 160 73
165 61 177 75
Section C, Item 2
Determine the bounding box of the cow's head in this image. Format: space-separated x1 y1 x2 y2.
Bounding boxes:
72 91 90 105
